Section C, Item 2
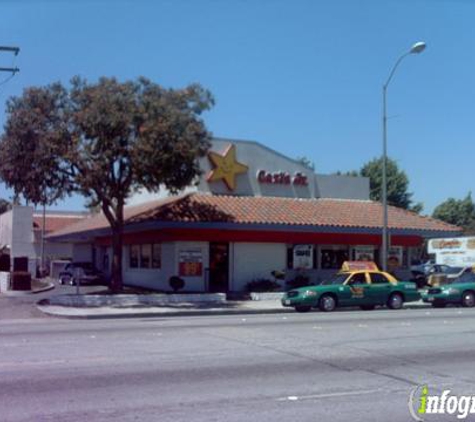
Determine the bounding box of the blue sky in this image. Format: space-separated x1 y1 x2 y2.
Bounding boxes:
0 0 474 214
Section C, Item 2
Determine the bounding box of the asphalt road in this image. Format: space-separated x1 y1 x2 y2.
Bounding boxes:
1 308 475 422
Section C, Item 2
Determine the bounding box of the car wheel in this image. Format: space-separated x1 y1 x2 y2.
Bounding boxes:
59 275 70 285
461 291 475 308
432 302 446 308
387 293 404 310
319 294 336 312
295 305 311 313
360 305 375 311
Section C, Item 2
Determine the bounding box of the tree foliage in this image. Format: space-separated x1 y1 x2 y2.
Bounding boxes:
0 76 214 290
295 156 315 171
360 157 413 208
337 157 422 213
336 158 424 213
0 198 10 215
432 193 475 233
334 170 359 177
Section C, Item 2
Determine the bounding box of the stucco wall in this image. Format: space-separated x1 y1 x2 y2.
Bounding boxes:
316 174 369 200
197 139 316 198
72 244 93 262
127 138 370 205
231 242 287 291
123 241 209 292
10 206 35 259
0 210 13 250
123 242 175 291
34 241 74 261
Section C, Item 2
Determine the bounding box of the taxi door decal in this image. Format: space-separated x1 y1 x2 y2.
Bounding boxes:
350 286 364 298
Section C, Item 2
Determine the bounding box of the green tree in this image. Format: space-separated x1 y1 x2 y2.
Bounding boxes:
334 170 359 177
0 198 10 214
432 193 475 232
337 157 423 212
0 76 214 291
361 157 422 212
295 156 315 171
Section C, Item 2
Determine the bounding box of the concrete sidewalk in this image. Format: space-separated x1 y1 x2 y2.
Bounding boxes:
37 299 431 319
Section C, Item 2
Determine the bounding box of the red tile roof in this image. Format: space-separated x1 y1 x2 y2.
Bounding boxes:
33 215 86 233
47 193 460 239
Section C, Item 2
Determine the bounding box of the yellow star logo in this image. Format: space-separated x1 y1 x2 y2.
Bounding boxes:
207 144 249 191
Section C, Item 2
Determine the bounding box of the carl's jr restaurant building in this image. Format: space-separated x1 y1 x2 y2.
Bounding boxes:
47 139 460 292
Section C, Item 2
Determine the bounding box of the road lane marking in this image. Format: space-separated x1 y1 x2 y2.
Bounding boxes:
277 388 398 402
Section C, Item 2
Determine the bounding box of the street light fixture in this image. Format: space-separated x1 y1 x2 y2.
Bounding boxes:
381 41 426 271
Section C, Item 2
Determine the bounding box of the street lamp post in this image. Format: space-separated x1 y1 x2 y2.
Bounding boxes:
381 41 426 271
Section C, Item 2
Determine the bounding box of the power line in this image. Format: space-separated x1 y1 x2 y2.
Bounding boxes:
0 45 20 93
0 45 20 75
0 46 19 55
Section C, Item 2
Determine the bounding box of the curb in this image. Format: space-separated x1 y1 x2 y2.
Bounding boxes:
37 305 294 319
36 301 431 320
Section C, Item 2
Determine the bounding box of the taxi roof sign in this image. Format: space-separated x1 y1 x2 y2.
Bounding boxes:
341 261 379 272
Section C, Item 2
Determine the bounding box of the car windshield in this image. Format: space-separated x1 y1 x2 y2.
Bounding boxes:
445 266 464 274
321 274 348 285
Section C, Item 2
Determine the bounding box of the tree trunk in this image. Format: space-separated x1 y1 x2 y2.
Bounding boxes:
110 224 124 292
101 200 125 293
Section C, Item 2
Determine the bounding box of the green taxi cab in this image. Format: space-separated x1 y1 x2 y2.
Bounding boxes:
421 269 475 308
281 261 420 313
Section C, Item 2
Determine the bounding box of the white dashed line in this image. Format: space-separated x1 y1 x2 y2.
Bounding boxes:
278 388 388 402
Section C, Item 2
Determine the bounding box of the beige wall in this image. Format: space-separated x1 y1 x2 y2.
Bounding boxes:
231 242 287 291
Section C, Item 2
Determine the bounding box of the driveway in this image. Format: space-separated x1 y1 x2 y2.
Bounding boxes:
0 281 105 321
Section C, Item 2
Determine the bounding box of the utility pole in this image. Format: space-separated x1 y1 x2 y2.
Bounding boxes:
0 45 20 74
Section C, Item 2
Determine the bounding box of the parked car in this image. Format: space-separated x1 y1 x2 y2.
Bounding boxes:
422 270 475 308
281 262 420 313
411 263 465 288
410 259 434 275
412 263 463 277
58 262 106 286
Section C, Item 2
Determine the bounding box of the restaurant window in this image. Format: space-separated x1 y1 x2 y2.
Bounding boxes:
129 245 139 268
321 248 349 269
129 243 161 269
140 244 152 268
152 244 161 269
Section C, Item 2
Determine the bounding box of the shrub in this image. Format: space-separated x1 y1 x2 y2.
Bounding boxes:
246 278 281 292
11 271 32 291
286 275 312 290
271 270 285 280
169 276 185 292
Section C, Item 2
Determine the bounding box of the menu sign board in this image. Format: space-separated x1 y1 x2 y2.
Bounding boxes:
428 237 475 266
388 246 403 268
178 250 203 277
354 246 375 262
293 245 313 269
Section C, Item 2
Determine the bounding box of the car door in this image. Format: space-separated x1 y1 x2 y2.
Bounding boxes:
340 272 370 306
368 273 393 304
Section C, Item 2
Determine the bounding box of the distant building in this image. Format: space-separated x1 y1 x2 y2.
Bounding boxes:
46 138 461 291
0 206 86 274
